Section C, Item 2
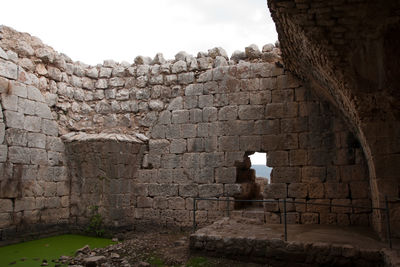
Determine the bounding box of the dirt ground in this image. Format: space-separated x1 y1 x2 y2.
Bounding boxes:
70 230 268 267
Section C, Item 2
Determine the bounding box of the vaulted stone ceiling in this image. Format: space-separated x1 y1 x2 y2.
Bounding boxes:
267 0 400 234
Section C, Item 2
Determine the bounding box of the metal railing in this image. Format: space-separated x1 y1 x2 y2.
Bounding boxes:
192 197 394 249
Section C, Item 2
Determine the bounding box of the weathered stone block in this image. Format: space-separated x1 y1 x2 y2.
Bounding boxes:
172 110 189 124
161 154 182 169
325 183 349 199
41 119 58 136
24 115 41 132
218 136 239 152
267 151 288 167
320 213 337 224
198 95 213 108
265 211 281 224
137 196 153 208
149 139 169 154
148 184 178 197
302 166 326 183
289 149 307 166
27 132 46 149
264 183 287 199
168 197 186 210
0 59 18 79
239 136 261 152
307 199 331 213
187 138 204 152
301 213 319 224
8 146 30 164
288 183 308 198
203 107 218 122
4 110 24 129
199 184 224 198
181 124 197 138
271 167 301 183
215 167 236 184
238 105 264 120
308 183 325 198
218 106 237 121
350 181 369 199
254 120 279 135
179 184 198 197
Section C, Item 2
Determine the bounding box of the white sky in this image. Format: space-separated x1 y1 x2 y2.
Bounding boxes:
1 0 277 66
250 152 266 165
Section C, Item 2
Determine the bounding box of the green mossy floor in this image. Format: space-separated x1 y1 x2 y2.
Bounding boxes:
0 234 115 267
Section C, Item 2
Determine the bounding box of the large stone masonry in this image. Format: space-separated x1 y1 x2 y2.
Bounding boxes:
0 25 372 237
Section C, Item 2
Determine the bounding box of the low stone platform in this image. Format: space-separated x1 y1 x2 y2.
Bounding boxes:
190 218 400 267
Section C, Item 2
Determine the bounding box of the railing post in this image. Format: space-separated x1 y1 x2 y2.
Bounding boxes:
193 198 197 232
227 197 230 217
283 198 287 242
385 195 392 249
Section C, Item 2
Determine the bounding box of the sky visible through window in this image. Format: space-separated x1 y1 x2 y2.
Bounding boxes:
249 152 272 179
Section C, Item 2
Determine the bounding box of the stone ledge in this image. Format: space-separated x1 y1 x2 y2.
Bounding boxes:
61 132 148 143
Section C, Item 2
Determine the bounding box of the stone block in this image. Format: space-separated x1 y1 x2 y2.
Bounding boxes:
185 84 203 96
5 128 27 146
153 197 168 209
182 124 197 138
235 120 255 135
264 199 279 212
24 115 41 132
8 146 30 164
239 136 261 151
187 138 204 152
204 137 218 152
254 120 279 135
161 154 182 169
250 91 271 105
350 214 369 226
281 212 299 224
302 166 326 183
261 135 281 151
218 136 239 152
215 167 236 184
137 170 159 183
35 102 53 119
264 183 287 199
0 199 13 212
203 107 218 122
265 212 281 224
148 184 178 197
308 183 325 198
170 139 187 154
199 184 224 198
350 181 369 199
179 184 198 197
0 59 18 79
27 133 46 148
172 110 189 124
190 108 203 123
41 119 58 136
331 199 352 214
267 151 288 167
168 197 186 210
288 183 308 198
337 214 350 226
272 89 294 103
320 213 337 224
289 149 307 166
307 199 331 213
325 183 349 199
2 94 18 111
4 110 24 129
352 199 371 214
193 168 214 184
271 167 301 183
301 213 319 224
238 105 264 120
137 196 153 208
218 106 237 120
184 96 198 109
149 139 169 154
224 184 241 197
132 183 148 197
198 95 213 108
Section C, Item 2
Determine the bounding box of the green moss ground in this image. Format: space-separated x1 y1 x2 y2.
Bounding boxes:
0 234 115 267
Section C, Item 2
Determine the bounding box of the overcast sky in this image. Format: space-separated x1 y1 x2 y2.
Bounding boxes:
2 0 277 65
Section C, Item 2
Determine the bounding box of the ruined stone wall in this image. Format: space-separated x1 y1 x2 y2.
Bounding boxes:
0 25 372 236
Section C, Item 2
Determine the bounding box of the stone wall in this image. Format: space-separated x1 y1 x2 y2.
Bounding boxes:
0 25 372 237
267 0 400 237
